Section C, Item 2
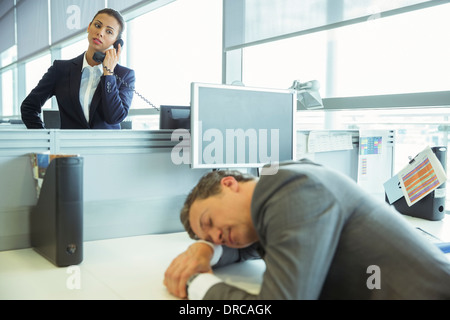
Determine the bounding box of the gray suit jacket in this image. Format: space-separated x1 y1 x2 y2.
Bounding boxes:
205 160 450 299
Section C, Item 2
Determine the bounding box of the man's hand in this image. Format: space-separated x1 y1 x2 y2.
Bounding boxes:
164 242 214 299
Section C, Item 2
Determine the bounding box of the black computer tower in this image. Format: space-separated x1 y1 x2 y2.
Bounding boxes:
389 146 447 221
30 157 83 267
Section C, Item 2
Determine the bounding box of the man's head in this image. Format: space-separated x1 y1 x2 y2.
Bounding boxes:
180 170 259 248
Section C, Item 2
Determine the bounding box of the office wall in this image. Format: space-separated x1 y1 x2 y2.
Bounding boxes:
0 130 209 251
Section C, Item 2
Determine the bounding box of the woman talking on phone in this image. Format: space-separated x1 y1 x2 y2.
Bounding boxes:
21 8 134 129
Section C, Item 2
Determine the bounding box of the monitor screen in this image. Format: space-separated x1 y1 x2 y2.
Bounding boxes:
159 105 191 130
43 110 60 129
190 82 296 169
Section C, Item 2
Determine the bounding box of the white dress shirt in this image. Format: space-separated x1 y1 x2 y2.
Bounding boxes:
79 54 103 122
187 240 224 300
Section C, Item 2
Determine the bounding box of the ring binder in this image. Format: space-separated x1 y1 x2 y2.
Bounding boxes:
387 146 447 221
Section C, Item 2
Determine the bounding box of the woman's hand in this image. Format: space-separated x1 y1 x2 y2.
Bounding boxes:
102 43 121 76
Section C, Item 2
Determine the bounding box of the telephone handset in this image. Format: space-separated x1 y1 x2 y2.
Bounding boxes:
92 39 158 111
93 39 123 63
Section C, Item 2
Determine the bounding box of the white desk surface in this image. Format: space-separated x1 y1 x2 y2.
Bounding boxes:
1 214 449 300
0 232 265 300
403 214 450 242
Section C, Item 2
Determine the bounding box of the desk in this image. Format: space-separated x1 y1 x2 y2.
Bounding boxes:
1 215 449 300
0 232 265 300
402 214 450 242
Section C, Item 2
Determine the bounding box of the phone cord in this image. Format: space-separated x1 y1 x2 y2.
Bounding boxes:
103 66 159 112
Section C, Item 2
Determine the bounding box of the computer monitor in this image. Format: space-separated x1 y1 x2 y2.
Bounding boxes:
43 110 60 129
190 82 296 169
159 105 191 130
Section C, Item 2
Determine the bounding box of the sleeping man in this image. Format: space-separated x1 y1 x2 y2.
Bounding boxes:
164 159 450 299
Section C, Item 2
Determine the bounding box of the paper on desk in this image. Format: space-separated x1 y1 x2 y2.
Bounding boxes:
307 131 353 153
398 146 447 207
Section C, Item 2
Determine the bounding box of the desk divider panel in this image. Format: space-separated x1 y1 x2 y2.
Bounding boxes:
0 130 208 251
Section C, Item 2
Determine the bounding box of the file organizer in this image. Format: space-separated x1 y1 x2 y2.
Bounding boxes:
30 157 84 267
389 146 447 221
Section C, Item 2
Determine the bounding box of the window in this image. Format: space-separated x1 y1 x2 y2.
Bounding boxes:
0 45 17 117
25 54 52 110
242 3 450 97
241 2 450 203
242 32 328 93
61 37 87 60
126 0 223 129
1 70 13 116
332 4 450 97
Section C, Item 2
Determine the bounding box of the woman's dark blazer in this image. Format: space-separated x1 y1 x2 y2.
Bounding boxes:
21 53 135 129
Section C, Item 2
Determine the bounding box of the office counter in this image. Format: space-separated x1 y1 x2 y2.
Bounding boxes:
1 214 449 300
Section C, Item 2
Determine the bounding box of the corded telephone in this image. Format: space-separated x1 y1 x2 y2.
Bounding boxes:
92 39 158 111
93 39 123 63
